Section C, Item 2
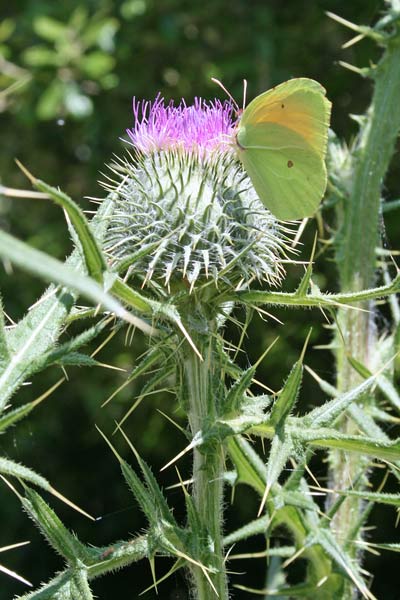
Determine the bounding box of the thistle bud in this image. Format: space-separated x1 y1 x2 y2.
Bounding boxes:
103 95 294 293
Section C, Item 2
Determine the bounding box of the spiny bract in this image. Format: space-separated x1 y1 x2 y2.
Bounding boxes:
102 96 296 292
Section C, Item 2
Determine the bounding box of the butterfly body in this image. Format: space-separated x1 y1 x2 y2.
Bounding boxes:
235 78 331 220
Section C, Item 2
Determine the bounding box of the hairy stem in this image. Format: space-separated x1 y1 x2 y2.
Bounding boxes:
182 327 228 600
331 36 400 594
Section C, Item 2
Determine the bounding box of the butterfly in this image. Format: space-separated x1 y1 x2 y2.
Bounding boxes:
214 77 332 220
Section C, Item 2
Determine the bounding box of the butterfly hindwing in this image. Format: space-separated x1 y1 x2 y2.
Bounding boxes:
236 78 331 220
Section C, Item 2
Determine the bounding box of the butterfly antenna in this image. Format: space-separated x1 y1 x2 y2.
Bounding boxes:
242 79 248 110
211 77 239 112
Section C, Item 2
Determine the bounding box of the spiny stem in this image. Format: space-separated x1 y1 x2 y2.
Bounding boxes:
181 324 228 600
331 34 400 597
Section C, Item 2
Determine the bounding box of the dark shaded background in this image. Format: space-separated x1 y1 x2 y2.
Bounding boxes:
1 1 399 598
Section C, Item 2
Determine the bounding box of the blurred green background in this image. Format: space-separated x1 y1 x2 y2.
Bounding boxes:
1 1 399 598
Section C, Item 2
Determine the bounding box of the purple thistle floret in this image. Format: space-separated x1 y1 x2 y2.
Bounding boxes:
127 94 237 154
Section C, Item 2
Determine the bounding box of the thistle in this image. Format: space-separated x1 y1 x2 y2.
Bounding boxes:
103 95 294 294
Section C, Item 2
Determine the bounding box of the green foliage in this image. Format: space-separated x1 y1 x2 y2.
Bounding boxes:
21 8 119 120
1 1 400 599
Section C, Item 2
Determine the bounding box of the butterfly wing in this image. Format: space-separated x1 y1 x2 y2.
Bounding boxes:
236 78 331 220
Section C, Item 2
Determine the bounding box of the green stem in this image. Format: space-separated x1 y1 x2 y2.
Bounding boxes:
331 36 400 594
183 330 228 600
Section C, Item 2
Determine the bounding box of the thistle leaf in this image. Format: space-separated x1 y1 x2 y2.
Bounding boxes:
110 277 153 313
40 318 112 365
22 488 92 564
231 272 400 308
98 428 175 528
0 378 63 433
0 458 51 490
312 529 375 600
0 229 152 334
295 427 400 461
269 332 310 428
304 375 375 427
223 514 270 546
120 461 155 523
334 489 400 507
226 435 266 496
14 570 72 599
103 344 165 407
0 194 116 408
295 232 317 297
235 581 318 597
347 354 400 411
223 364 257 414
70 569 93 600
16 161 107 283
0 287 73 410
262 430 294 509
118 431 174 525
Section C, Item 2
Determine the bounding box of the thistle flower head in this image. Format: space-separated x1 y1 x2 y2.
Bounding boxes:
127 95 235 155
103 95 295 293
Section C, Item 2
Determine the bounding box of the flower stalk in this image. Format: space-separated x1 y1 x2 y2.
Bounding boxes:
331 23 400 594
182 325 228 599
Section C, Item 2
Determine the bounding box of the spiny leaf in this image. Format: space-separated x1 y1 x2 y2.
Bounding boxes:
118 429 174 525
15 570 73 599
260 430 294 513
223 337 278 415
306 369 392 440
103 344 166 408
115 363 176 430
0 288 73 411
111 456 154 522
223 364 257 414
334 488 400 507
280 489 319 512
53 352 100 367
98 427 174 527
295 232 317 297
347 354 400 411
348 404 390 441
0 458 51 490
294 427 400 461
0 194 116 409
234 581 324 597
70 569 93 600
0 378 64 433
16 161 106 282
229 272 400 308
312 529 375 600
17 537 150 598
110 277 153 313
304 375 375 427
22 487 92 564
39 317 113 366
269 331 311 428
226 435 266 496
0 229 153 335
223 514 270 546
